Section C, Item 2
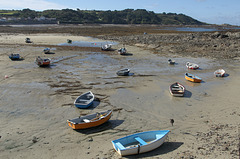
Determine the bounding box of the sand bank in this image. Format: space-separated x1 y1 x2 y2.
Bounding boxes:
0 33 239 159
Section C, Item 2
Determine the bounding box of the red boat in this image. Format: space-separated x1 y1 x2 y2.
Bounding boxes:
186 62 199 70
35 56 51 67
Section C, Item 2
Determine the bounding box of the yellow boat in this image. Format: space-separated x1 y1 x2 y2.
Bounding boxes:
67 110 112 129
185 72 202 83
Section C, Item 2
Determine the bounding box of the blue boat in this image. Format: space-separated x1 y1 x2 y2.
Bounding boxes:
9 53 20 60
112 130 170 156
43 48 50 54
74 91 94 108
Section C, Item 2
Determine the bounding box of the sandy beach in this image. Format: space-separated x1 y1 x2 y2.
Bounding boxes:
0 28 239 159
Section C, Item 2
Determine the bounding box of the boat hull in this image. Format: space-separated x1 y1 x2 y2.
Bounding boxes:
168 59 175 65
67 110 112 129
9 54 20 60
112 130 170 156
116 69 130 76
185 73 202 83
214 69 225 77
169 82 185 97
186 62 199 70
36 57 51 67
74 91 94 108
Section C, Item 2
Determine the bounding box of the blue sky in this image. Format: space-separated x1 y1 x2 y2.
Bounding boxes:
1 0 240 25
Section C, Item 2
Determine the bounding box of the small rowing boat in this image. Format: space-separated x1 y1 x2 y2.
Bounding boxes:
186 62 199 70
67 110 112 129
74 91 94 108
185 72 202 83
116 68 130 76
112 130 170 156
168 59 175 65
35 56 51 67
214 69 225 77
169 82 185 97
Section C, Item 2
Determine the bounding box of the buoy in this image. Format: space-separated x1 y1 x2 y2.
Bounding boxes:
5 75 9 78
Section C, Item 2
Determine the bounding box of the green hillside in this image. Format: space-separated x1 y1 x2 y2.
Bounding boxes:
0 8 206 25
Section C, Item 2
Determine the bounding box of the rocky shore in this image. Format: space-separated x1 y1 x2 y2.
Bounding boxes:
99 31 240 59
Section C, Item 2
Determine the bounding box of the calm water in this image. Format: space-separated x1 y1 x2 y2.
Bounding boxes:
159 26 240 32
160 27 218 32
59 41 118 47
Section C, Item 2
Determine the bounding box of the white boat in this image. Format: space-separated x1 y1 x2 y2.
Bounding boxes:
74 91 94 108
214 69 225 77
118 47 127 55
186 62 199 70
101 44 112 51
112 130 170 156
169 82 185 97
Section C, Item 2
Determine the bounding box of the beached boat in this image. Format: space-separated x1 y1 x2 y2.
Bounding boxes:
74 91 94 108
9 53 20 60
169 82 185 97
112 130 170 156
116 68 130 76
185 72 202 83
25 37 31 43
118 47 127 55
35 56 51 67
67 110 112 129
186 62 199 70
168 59 175 65
43 48 50 54
67 39 72 44
214 69 225 77
101 44 112 51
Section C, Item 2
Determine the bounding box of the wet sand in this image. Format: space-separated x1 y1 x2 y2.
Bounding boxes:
0 32 239 159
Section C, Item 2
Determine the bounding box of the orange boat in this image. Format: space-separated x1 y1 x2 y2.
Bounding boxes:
185 73 202 83
67 110 112 129
35 56 51 67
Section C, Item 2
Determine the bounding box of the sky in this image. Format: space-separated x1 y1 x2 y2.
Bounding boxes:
1 0 240 25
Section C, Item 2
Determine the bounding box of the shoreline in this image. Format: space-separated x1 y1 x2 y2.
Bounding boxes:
0 31 239 159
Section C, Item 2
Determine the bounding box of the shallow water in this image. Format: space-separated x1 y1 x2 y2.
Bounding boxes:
161 27 218 32
59 40 118 47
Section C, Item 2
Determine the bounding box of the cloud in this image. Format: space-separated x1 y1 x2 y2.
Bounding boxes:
0 0 67 10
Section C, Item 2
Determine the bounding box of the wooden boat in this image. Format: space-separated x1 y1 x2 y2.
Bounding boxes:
25 37 32 43
118 47 127 55
116 69 130 76
74 91 94 108
67 110 112 129
43 48 50 54
186 62 199 70
185 72 202 83
214 69 225 77
168 59 175 65
9 53 20 60
169 82 185 97
101 44 112 51
35 56 51 67
112 130 170 156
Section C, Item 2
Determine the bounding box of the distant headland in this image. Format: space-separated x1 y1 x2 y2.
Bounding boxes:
0 8 206 25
